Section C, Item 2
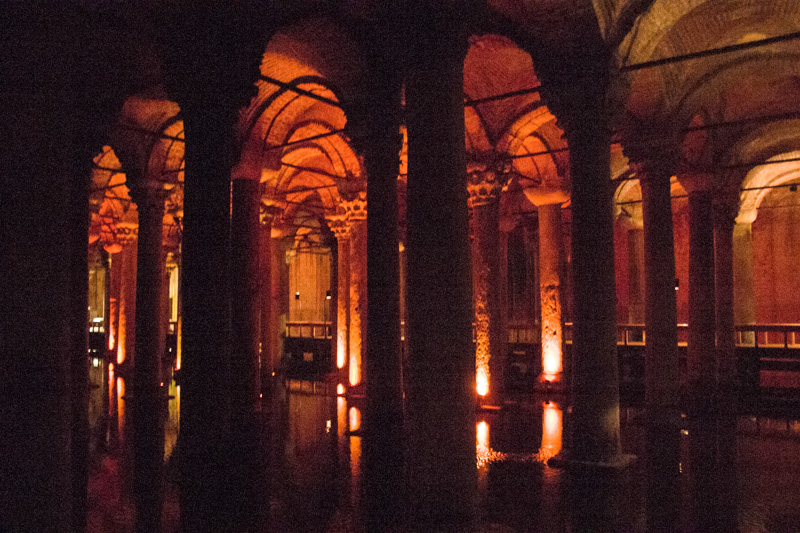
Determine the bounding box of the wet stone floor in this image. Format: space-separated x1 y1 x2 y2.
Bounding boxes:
87 370 800 532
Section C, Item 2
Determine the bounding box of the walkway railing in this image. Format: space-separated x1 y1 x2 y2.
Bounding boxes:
285 321 332 339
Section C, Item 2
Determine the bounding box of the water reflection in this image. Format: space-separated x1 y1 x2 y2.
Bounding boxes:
87 373 800 532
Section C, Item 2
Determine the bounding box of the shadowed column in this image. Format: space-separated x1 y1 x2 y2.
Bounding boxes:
130 183 167 533
405 4 475 526
639 166 680 531
344 194 367 389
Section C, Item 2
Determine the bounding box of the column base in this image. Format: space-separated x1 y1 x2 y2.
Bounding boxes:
547 451 637 472
534 375 567 394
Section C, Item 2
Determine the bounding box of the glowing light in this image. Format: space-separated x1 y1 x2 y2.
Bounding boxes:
337 342 346 369
117 342 124 365
476 421 490 448
337 397 347 438
476 370 489 397
349 360 360 386
349 407 361 432
541 401 563 457
542 344 562 379
337 383 345 396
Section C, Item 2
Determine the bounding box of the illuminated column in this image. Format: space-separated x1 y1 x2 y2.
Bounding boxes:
229 177 266 527
405 6 475 524
129 183 167 532
109 251 122 354
522 190 569 385
468 162 504 402
637 163 680 530
117 224 138 366
327 212 351 384
344 193 367 388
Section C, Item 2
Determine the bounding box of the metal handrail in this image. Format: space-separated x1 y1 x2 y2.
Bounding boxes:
285 321 332 339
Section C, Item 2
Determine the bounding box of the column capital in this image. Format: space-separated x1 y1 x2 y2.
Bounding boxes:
326 213 351 240
677 173 714 194
116 222 139 244
467 159 509 207
341 191 367 221
260 204 284 225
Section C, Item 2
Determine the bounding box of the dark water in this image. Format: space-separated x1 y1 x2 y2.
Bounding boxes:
89 368 800 532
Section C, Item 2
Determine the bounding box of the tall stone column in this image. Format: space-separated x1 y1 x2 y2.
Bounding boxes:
228 177 266 529
556 81 623 465
523 216 541 330
733 221 756 342
327 213 351 384
681 174 718 529
522 190 569 387
129 183 167 533
468 162 504 402
637 164 680 530
344 193 367 388
259 206 282 399
179 105 235 532
714 191 738 533
117 225 138 367
627 222 645 327
405 5 474 525
109 251 122 356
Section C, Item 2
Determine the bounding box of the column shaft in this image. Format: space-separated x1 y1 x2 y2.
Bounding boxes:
131 187 166 533
538 203 565 381
119 238 138 366
733 223 755 338
259 218 273 397
405 9 474 524
567 113 622 463
349 217 367 387
627 227 645 326
471 198 503 401
336 235 351 379
229 179 266 529
640 174 680 530
179 108 233 532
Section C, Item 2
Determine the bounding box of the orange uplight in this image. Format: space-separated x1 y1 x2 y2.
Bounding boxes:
349 362 360 387
542 345 562 380
337 341 346 369
337 383 345 396
349 407 361 432
116 343 124 365
541 401 563 456
476 420 490 448
476 364 490 396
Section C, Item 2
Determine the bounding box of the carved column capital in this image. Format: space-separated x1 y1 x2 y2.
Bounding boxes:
341 191 367 221
467 160 508 207
116 222 139 244
326 213 351 240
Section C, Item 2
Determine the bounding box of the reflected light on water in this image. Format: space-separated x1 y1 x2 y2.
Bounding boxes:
337 383 345 396
349 407 361 432
540 401 562 459
476 373 489 397
116 377 125 436
477 420 490 448
337 397 347 439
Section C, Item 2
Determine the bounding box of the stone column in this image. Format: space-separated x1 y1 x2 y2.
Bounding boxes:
627 222 646 328
523 216 541 331
558 85 623 465
714 192 738 533
179 105 235 531
117 225 138 367
681 174 718 529
327 213 351 384
259 206 282 399
129 184 167 533
638 165 680 530
405 5 474 525
109 250 122 357
228 177 266 529
522 191 569 387
733 221 756 342
468 162 504 402
344 193 367 389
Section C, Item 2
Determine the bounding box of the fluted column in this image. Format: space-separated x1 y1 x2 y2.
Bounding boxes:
637 163 680 530
468 162 504 402
327 213 351 384
405 5 474 525
129 183 167 533
344 193 367 388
